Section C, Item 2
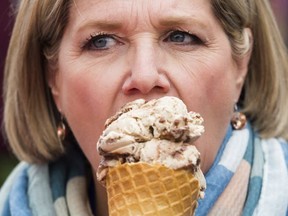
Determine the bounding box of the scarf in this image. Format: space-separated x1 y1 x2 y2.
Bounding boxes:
196 125 288 216
0 145 93 216
0 125 287 216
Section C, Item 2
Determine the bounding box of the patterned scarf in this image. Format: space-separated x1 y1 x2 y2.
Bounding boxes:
0 125 287 216
197 125 288 216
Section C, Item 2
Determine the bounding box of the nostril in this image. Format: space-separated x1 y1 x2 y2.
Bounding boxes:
125 88 140 95
123 85 170 96
122 74 171 95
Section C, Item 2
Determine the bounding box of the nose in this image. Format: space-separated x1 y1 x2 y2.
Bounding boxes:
122 40 170 95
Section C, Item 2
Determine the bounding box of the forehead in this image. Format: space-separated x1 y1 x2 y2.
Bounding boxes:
69 0 214 29
71 0 210 12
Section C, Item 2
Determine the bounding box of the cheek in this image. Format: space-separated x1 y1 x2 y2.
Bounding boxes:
174 54 238 172
187 75 235 136
58 65 119 169
65 77 107 168
175 54 238 114
202 71 236 126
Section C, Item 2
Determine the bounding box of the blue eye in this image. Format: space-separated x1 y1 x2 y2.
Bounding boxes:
165 30 202 45
86 34 118 50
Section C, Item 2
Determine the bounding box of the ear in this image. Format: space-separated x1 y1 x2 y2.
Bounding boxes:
234 28 253 100
46 66 62 112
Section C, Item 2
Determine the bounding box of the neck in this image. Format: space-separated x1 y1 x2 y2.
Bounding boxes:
94 175 109 215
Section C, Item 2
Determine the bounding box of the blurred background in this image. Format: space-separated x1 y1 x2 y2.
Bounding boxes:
0 0 288 187
0 0 18 187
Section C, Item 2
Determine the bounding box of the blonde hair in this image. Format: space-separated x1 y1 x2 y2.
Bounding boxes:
3 0 288 163
3 0 71 163
212 0 288 139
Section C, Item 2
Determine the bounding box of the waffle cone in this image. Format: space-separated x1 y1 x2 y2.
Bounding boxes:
106 162 200 216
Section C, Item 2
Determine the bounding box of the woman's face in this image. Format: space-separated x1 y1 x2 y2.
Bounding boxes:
50 0 250 173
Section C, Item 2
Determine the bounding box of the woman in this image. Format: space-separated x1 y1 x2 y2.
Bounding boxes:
1 0 287 215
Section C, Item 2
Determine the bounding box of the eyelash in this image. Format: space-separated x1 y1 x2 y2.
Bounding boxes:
86 32 106 42
164 29 203 45
82 30 203 51
82 32 120 50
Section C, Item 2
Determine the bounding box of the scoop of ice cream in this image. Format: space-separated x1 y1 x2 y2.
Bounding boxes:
98 96 204 155
96 96 206 196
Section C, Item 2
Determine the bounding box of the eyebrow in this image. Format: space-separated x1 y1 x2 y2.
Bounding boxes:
76 15 208 33
77 20 124 33
158 16 208 29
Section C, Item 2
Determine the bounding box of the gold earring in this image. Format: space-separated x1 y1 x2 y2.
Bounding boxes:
231 104 247 130
57 117 66 141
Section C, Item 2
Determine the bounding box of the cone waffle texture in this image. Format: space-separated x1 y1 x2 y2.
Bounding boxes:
106 162 200 216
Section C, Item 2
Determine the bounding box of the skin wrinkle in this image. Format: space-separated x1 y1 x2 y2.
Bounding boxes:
49 2 251 214
4 1 288 214
72 0 84 20
74 1 210 37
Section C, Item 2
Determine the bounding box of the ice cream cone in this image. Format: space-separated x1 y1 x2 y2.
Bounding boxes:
106 162 200 216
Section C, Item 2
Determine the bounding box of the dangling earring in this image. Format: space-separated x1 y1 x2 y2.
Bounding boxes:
231 104 247 130
57 115 66 141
